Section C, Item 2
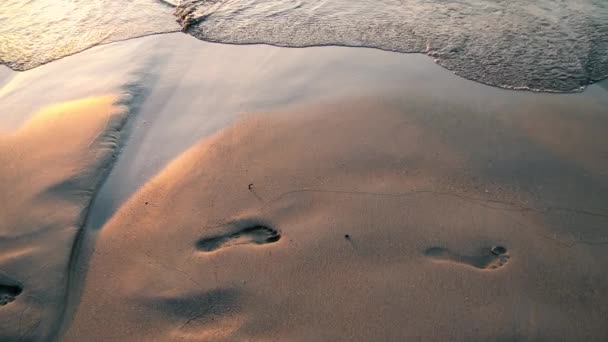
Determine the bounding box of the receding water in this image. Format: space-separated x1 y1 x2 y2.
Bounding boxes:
0 0 180 70
176 0 608 92
1 0 607 92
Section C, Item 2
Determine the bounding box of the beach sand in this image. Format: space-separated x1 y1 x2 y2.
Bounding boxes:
1 33 607 341
0 94 131 340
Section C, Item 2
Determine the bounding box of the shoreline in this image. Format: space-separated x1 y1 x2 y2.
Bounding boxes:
2 31 607 94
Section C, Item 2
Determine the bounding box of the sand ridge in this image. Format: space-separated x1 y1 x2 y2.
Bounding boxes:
63 98 608 341
0 94 137 341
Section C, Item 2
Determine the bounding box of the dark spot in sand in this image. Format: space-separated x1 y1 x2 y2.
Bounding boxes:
0 284 22 306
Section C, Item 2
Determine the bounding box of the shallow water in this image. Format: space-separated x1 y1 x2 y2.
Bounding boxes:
1 0 607 92
177 0 608 92
0 0 180 70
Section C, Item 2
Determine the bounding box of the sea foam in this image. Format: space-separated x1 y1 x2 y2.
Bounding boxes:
176 0 608 92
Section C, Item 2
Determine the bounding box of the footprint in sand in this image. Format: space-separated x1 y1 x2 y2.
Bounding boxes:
197 225 281 252
424 245 510 270
0 284 22 306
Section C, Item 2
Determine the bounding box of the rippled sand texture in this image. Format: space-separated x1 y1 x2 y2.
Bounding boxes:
0 0 180 71
177 0 608 92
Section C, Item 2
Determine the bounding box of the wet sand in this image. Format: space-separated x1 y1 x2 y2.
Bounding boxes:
1 33 607 341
